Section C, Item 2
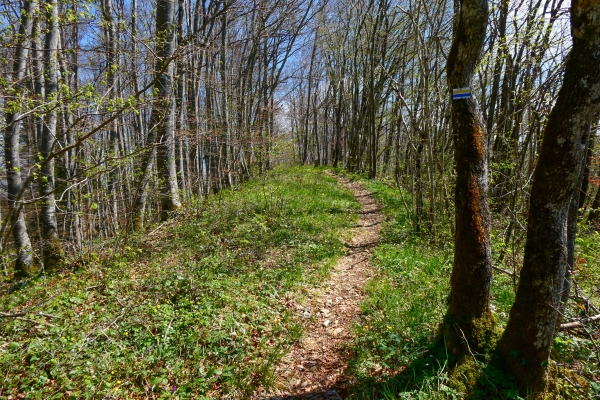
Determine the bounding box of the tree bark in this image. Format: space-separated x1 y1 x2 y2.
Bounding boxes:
498 0 600 394
587 185 600 226
577 119 596 210
4 0 36 277
38 0 66 271
100 0 120 232
441 0 496 357
133 0 181 229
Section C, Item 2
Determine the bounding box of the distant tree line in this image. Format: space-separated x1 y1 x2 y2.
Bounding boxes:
1 0 316 276
292 0 583 235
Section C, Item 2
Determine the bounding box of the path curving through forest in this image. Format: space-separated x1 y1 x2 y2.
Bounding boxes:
254 174 382 399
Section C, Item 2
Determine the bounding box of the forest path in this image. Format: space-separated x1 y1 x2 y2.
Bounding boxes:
254 174 382 399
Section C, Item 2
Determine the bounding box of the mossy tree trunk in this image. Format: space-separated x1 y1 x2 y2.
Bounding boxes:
441 0 496 357
498 0 600 395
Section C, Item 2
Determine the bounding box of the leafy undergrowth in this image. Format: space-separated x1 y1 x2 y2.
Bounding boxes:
345 178 600 399
550 226 600 399
0 167 360 399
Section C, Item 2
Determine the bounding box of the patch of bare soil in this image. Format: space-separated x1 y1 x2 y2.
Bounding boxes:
252 174 382 400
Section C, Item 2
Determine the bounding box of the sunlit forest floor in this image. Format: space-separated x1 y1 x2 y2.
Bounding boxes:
1 167 598 399
343 176 600 399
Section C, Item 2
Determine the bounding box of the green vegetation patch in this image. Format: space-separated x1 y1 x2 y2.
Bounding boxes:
345 179 458 399
346 178 600 399
0 167 360 399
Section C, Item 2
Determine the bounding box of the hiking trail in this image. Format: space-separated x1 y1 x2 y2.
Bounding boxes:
254 174 382 399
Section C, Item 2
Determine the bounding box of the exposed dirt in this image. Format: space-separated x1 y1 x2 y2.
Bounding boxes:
253 174 382 400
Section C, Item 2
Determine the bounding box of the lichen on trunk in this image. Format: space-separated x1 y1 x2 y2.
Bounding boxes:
441 0 496 357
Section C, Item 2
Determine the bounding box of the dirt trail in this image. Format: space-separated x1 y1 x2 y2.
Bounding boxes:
254 175 382 400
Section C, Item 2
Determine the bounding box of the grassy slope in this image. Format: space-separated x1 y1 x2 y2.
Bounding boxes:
345 177 599 399
2 169 598 399
0 167 360 399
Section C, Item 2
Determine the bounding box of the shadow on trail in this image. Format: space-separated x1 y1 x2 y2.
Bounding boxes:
259 345 458 399
261 388 345 400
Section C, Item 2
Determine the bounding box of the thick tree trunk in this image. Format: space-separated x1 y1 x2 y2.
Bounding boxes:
498 1 600 395
4 0 36 278
38 0 66 271
441 0 496 356
155 0 181 220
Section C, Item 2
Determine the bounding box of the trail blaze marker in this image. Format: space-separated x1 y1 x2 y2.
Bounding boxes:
452 87 471 100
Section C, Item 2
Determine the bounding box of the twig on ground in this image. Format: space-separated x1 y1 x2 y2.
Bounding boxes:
38 312 62 319
0 311 27 318
559 314 600 330
493 266 517 278
163 317 174 345
1 310 61 320
582 324 600 367
16 316 55 327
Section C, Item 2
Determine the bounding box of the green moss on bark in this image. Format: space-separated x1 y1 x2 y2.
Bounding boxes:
439 310 500 357
448 356 480 395
43 237 65 272
13 259 38 279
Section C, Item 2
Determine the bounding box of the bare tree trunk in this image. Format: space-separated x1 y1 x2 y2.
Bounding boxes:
37 0 66 271
3 0 36 278
498 1 600 394
100 0 120 234
155 0 181 220
485 0 508 138
133 0 181 229
587 185 600 226
561 159 587 311
579 130 596 210
302 35 318 165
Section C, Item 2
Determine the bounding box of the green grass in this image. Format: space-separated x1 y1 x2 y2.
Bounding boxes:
345 178 600 399
0 166 360 399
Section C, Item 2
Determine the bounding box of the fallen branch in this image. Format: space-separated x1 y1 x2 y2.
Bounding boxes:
38 312 62 319
493 266 516 278
0 311 27 318
1 311 61 319
560 313 600 330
